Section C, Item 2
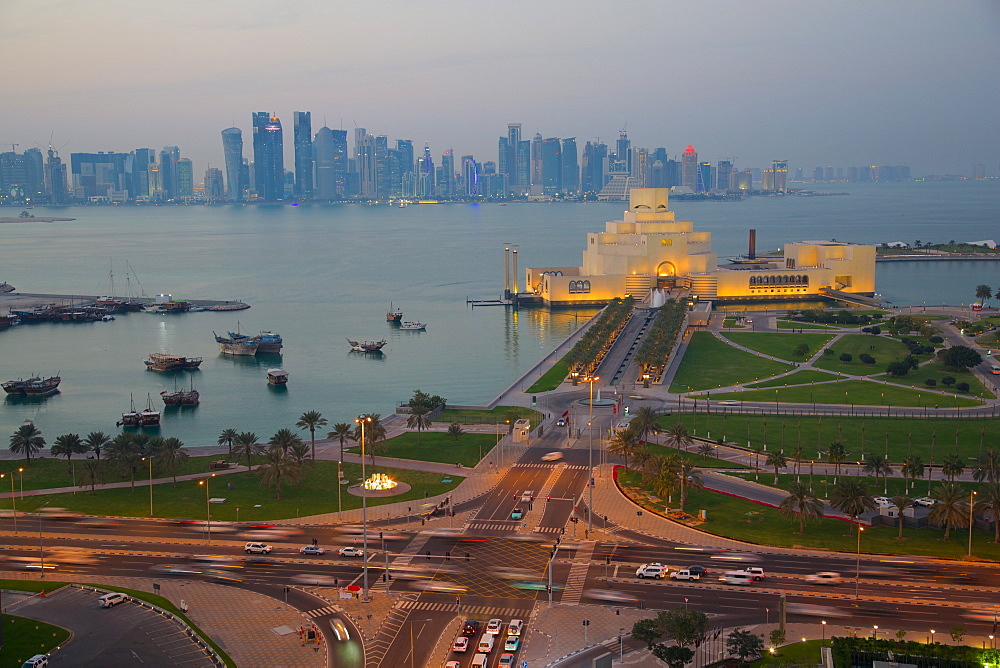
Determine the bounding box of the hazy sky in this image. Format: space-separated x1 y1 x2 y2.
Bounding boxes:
4 0 998 177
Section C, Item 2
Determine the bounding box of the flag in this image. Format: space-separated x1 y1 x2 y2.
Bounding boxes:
612 403 618 416
561 410 569 418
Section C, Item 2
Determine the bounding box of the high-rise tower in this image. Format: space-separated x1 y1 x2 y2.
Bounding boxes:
314 126 348 200
681 145 698 190
221 127 244 201
252 112 284 201
505 123 522 194
561 138 579 196
293 111 313 199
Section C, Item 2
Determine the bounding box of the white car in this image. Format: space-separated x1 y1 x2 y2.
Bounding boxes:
873 496 894 507
520 490 535 503
98 592 129 608
739 567 765 580
636 563 667 579
913 497 938 507
452 636 470 653
338 547 364 557
300 545 325 555
486 618 503 634
244 542 272 554
805 571 843 585
477 634 495 653
542 451 563 461
329 617 350 642
507 619 524 636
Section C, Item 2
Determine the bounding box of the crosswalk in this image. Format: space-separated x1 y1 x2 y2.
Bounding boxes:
397 599 531 616
512 463 588 470
304 605 340 618
558 561 592 606
466 521 520 531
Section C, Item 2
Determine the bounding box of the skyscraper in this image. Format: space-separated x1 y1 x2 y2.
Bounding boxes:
204 167 224 201
44 145 68 204
131 148 155 199
530 132 543 189
252 112 284 201
439 150 455 197
698 162 713 192
375 135 390 199
681 145 698 190
176 158 193 197
561 138 579 196
396 140 414 175
581 140 608 194
462 154 478 196
221 127 244 201
314 126 347 200
160 146 180 200
541 137 561 195
717 160 733 193
356 132 376 198
293 111 313 199
505 123 522 193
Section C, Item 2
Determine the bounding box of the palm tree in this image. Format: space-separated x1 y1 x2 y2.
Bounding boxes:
295 410 328 460
117 449 143 493
106 432 139 487
890 494 913 539
9 423 45 462
663 423 693 452
50 433 85 472
84 431 110 460
447 423 464 441
154 437 188 486
827 441 847 484
779 481 824 534
257 447 300 500
630 406 660 445
217 428 239 456
288 440 311 480
235 431 261 471
608 426 640 468
697 442 714 463
974 483 1000 543
327 423 354 463
972 446 1000 484
640 453 664 487
902 455 924 492
830 479 876 522
765 451 788 485
678 461 703 510
863 454 893 495
652 453 682 505
268 428 302 455
406 404 433 443
81 460 106 495
929 482 968 541
632 445 653 473
975 284 992 306
941 453 965 482
789 445 806 482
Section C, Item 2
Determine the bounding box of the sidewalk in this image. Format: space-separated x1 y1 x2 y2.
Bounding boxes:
0 570 324 668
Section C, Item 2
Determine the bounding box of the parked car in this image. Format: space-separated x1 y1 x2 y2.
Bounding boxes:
244 542 272 554
873 496 894 508
806 571 843 585
98 592 129 608
913 497 938 507
452 636 470 653
300 545 325 555
338 547 363 557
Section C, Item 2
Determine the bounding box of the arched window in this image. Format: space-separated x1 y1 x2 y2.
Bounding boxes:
583 281 591 292
802 275 809 285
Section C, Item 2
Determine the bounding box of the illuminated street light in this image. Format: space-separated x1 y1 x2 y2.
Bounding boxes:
356 414 373 601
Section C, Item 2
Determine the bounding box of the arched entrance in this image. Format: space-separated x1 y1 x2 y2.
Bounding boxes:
655 261 678 288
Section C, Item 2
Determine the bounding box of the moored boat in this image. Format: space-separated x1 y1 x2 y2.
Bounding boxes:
399 321 426 331
2 374 61 396
255 330 283 354
145 353 203 371
161 378 199 405
266 368 289 385
140 393 161 425
119 394 141 426
347 338 387 353
214 331 259 356
387 303 403 322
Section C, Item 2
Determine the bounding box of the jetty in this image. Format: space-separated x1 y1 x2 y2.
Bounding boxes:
0 292 249 313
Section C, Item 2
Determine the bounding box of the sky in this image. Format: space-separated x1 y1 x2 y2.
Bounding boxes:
4 0 999 178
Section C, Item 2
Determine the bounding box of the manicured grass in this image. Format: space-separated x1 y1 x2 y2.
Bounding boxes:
0 580 234 667
725 471 989 501
8 461 463 521
707 379 981 408
670 332 795 392
617 469 1000 561
655 412 997 464
777 320 836 330
633 441 749 469
886 360 994 398
526 361 571 393
722 332 836 361
722 318 747 329
754 639 825 665
346 431 498 467
435 406 541 426
745 370 843 389
813 334 928 373
1 454 251 494
1 614 71 666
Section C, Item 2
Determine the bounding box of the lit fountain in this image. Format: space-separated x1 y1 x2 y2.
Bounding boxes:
363 473 397 491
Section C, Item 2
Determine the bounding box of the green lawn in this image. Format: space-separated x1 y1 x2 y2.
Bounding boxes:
813 334 929 373
617 469 1000 561
670 332 795 392
435 406 541 426
0 580 234 667
7 461 463 521
346 431 498 467
1 454 256 494
707 379 981 408
526 362 571 393
777 320 836 330
2 614 71 667
722 332 836 361
632 441 749 469
726 470 989 499
745 370 843 389
722 318 747 329
754 639 825 665
886 360 994 398
654 412 997 464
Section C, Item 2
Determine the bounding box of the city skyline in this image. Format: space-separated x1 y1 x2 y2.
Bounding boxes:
3 1 998 178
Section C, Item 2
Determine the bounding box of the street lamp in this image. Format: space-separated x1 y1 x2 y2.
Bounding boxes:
930 629 935 644
873 625 879 640
142 456 154 516
821 620 827 644
584 376 599 533
38 501 50 578
1 472 16 534
969 490 978 557
855 526 864 599
356 414 373 601
403 617 433 668
198 474 215 543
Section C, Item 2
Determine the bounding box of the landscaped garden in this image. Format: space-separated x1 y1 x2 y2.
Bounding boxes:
811 334 931 374
670 332 795 392
434 406 541 426
706 379 982 408
346 430 499 468
721 332 836 361
745 369 843 389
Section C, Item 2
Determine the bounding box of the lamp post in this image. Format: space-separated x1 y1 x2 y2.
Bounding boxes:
2 472 16 534
855 526 864 599
142 456 154 516
872 625 879 640
356 414 373 601
38 501 50 578
585 376 599 532
405 618 433 668
969 490 978 557
821 620 827 644
930 629 936 644
337 460 343 519
198 474 215 543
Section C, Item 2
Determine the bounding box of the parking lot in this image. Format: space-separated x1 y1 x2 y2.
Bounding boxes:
8 586 217 666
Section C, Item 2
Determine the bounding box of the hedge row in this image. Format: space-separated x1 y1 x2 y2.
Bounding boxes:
564 296 635 377
634 299 688 373
830 636 992 668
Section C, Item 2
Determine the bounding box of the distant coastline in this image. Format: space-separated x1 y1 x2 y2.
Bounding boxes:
0 216 75 223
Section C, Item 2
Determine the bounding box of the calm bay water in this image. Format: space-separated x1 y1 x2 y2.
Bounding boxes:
0 180 997 447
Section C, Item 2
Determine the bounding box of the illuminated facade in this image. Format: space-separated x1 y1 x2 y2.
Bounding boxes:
525 188 876 306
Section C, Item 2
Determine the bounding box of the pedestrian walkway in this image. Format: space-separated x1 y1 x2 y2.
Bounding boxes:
398 599 531 616
557 561 592 606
